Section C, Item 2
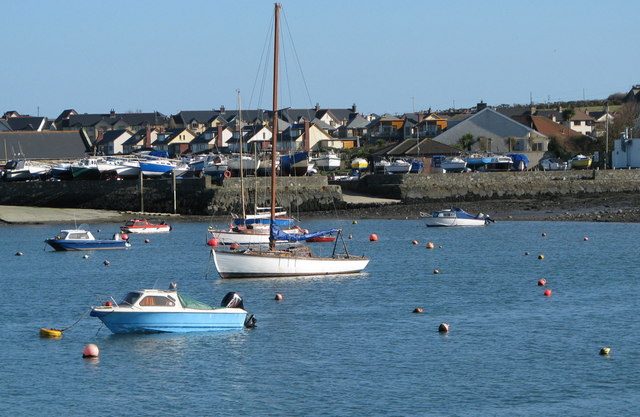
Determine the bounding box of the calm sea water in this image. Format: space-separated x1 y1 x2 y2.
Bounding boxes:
1 218 639 416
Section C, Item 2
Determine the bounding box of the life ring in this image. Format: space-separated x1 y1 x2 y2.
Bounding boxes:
223 170 232 178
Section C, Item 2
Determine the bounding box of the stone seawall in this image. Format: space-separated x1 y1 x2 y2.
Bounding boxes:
335 169 640 203
0 175 345 215
2 170 640 215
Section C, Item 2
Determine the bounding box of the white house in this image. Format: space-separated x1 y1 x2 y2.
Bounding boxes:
612 136 640 169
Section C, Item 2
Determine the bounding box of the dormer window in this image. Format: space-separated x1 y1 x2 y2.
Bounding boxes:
191 122 198 129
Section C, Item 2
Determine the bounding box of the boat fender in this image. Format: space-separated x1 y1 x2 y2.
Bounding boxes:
223 170 232 178
244 314 257 328
105 301 113 306
221 292 244 309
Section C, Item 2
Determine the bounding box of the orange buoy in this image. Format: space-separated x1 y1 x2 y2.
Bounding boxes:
544 289 552 297
230 243 239 250
438 323 449 333
82 344 100 358
413 308 424 313
223 170 232 178
105 301 113 306
207 238 218 247
274 293 283 301
369 234 378 242
426 242 434 249
537 279 547 286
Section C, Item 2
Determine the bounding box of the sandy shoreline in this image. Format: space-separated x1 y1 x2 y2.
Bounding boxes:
2 192 640 225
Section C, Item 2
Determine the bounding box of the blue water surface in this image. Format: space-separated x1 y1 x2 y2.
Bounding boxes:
1 219 638 416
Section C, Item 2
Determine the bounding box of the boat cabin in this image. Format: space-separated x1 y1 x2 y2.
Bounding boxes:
57 229 96 240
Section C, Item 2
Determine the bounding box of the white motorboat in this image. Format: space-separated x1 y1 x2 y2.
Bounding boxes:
90 285 255 334
385 159 412 174
3 159 51 181
351 157 369 171
420 207 494 227
313 152 341 171
440 156 467 172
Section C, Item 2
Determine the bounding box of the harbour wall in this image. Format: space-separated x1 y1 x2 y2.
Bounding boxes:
2 169 640 215
335 169 640 202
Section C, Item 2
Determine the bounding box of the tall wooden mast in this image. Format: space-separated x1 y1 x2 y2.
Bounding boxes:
269 3 280 250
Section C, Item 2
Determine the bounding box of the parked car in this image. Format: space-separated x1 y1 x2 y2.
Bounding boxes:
539 158 568 171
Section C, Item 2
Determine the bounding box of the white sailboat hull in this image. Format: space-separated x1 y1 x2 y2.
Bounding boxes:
211 248 370 278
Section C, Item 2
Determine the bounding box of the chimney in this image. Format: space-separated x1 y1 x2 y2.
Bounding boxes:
110 109 115 118
144 123 151 148
303 120 310 151
314 103 320 112
216 124 224 148
351 103 357 113
220 105 225 114
476 101 487 112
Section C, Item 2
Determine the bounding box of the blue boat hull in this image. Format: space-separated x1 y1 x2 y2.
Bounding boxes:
90 310 247 333
45 239 129 251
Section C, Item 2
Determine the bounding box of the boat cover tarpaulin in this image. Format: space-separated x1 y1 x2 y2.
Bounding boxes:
271 223 339 242
178 294 215 310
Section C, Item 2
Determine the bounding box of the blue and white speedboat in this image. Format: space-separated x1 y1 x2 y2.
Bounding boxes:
420 207 494 227
90 286 255 334
45 229 131 251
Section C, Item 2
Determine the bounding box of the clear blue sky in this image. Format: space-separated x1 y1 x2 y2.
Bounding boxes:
3 0 639 118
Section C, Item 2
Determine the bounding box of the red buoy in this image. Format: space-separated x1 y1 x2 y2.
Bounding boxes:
544 289 552 297
207 238 218 247
120 233 129 241
369 234 378 242
82 344 100 358
537 279 547 286
438 323 449 333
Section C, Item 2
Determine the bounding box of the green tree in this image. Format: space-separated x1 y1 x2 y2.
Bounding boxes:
457 133 475 151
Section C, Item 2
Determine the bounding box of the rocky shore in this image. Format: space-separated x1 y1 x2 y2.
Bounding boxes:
3 191 640 225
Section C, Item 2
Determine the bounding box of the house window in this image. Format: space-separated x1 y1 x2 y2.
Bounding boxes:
532 142 544 151
191 122 198 129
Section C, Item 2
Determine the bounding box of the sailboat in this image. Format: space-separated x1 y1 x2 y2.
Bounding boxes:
210 3 369 278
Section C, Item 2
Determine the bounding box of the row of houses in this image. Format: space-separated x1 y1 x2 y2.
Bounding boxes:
2 83 638 162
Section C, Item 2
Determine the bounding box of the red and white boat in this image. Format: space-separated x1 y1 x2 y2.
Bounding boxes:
120 219 172 234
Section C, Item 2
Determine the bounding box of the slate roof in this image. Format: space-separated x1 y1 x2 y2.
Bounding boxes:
433 108 546 147
97 129 130 145
0 131 91 159
4 116 48 131
373 138 460 157
63 111 168 129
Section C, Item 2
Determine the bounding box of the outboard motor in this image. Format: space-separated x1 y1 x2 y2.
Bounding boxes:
220 292 244 309
244 314 257 328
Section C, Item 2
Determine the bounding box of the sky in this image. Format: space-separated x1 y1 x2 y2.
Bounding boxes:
3 0 640 118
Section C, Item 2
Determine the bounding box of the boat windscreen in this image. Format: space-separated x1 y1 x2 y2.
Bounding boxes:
178 294 215 310
120 292 141 306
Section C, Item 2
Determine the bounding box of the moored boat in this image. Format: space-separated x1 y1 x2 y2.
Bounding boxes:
45 228 131 251
90 285 255 334
3 159 51 181
121 219 172 234
420 207 493 227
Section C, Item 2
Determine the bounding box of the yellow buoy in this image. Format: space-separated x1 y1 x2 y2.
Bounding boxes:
352 220 358 224
39 328 63 338
426 242 435 249
599 347 611 355
538 254 545 260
